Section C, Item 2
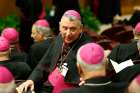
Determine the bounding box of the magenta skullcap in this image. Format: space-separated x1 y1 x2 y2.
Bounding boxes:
63 10 81 20
77 43 104 65
32 19 50 33
0 37 10 52
0 66 14 83
34 19 50 27
0 66 16 93
1 28 19 43
134 22 140 34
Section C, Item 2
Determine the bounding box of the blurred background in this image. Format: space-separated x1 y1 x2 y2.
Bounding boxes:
0 0 140 51
0 0 140 17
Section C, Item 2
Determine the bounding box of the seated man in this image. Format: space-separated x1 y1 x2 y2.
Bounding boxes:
0 36 31 80
28 19 55 69
16 10 93 93
61 43 127 93
108 22 140 64
0 66 16 93
1 27 28 62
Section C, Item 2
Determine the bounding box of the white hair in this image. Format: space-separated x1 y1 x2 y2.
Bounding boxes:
0 80 16 93
32 25 53 40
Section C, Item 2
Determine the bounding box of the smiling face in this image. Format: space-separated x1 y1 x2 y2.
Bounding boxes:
59 16 82 44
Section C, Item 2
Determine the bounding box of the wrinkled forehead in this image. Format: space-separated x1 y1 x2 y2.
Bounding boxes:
60 16 82 27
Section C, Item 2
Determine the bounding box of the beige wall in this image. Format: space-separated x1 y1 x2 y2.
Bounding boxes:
0 0 20 18
0 0 87 18
121 0 140 15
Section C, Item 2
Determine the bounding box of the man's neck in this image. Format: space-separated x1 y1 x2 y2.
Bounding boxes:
63 42 69 47
0 56 9 61
81 70 106 80
0 51 9 61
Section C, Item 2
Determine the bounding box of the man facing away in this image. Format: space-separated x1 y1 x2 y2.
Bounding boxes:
108 22 140 64
0 66 16 93
0 36 31 80
1 27 28 62
61 43 127 93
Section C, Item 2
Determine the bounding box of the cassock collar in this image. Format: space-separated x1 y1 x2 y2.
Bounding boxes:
84 76 111 86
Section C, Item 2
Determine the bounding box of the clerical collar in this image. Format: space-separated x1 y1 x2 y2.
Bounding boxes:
83 77 111 86
84 81 111 86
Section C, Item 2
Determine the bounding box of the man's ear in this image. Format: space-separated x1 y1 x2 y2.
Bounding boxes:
80 24 83 32
77 62 80 68
77 63 83 74
133 30 136 37
59 22 61 31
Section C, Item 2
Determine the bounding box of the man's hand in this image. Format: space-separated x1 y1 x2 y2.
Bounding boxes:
78 78 85 86
16 80 34 93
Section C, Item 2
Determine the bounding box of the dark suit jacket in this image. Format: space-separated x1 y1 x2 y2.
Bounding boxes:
28 38 54 69
108 41 140 63
113 64 140 83
108 41 140 83
0 60 31 80
127 10 140 27
97 0 121 23
10 47 28 63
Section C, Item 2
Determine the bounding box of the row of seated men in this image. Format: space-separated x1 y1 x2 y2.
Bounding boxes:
0 10 140 93
1 41 140 93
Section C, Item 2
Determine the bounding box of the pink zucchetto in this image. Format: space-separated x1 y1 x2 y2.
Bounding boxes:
0 66 16 93
0 66 14 83
63 10 81 20
32 19 51 34
1 28 19 44
34 19 50 27
0 37 10 52
77 43 104 65
134 22 140 34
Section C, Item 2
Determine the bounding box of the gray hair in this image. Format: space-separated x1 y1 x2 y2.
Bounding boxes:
32 25 53 40
0 80 16 93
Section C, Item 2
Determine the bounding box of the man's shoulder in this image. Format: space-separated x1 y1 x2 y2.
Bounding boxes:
61 87 84 93
115 42 137 52
82 32 94 41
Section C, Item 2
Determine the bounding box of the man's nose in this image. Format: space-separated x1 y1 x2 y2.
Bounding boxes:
65 29 71 36
31 34 33 38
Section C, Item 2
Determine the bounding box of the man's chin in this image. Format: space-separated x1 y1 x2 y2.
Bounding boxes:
64 39 73 44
